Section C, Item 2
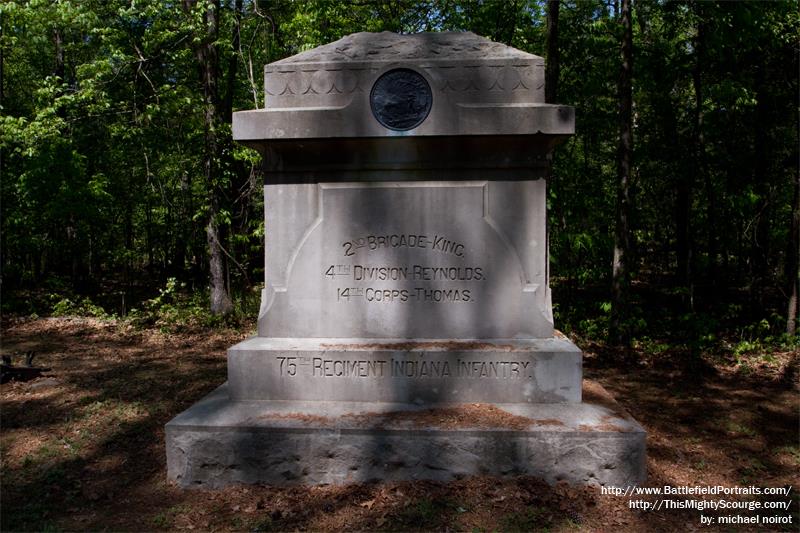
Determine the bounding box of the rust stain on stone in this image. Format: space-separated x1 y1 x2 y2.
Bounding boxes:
257 404 534 430
258 413 333 425
578 422 626 432
582 380 633 421
531 418 565 427
343 403 533 430
578 416 627 432
319 341 518 352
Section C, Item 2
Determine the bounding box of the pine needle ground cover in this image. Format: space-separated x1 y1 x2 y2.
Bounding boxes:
1 316 796 532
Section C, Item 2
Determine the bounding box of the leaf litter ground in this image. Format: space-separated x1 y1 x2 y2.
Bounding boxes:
1 317 797 532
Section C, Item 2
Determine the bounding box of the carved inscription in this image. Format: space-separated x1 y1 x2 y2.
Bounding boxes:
331 232 482 304
326 265 484 282
336 287 473 303
276 355 534 379
342 234 465 257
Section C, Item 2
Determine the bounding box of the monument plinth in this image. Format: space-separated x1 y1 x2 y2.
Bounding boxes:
166 31 646 488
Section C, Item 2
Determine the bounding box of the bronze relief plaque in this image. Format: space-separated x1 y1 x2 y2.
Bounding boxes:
370 68 432 131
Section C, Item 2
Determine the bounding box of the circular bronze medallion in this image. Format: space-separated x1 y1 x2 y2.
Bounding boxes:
370 68 432 131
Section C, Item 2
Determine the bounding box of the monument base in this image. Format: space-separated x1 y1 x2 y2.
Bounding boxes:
166 382 646 489
227 337 583 403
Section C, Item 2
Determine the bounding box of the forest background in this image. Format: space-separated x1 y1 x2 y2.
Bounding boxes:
1 0 798 355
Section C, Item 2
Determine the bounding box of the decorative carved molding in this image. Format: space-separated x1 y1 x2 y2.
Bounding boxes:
265 64 542 97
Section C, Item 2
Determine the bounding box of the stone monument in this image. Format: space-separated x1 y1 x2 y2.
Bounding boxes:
166 31 646 488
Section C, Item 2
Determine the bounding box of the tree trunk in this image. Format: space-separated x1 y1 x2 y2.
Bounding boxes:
751 66 771 310
694 8 717 289
223 0 242 123
545 0 560 104
544 0 561 311
0 11 4 106
184 0 233 315
145 198 154 270
675 179 691 287
609 0 634 346
124 204 133 283
673 4 709 308
174 171 189 276
207 208 231 314
788 169 799 335
53 28 64 80
226 0 251 287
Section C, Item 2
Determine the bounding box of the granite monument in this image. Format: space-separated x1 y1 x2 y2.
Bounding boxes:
166 31 646 488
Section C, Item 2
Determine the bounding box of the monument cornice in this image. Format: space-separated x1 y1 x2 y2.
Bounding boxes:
233 104 574 142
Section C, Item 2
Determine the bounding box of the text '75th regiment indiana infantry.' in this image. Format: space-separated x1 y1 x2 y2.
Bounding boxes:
276 356 535 379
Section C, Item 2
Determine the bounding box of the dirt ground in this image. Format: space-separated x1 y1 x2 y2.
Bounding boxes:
1 317 798 532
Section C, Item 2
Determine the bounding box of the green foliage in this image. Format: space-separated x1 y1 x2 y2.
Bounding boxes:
729 315 799 366
247 516 278 533
127 278 221 331
51 295 110 319
395 497 458 528
124 277 259 332
150 504 188 529
500 506 550 532
0 0 797 342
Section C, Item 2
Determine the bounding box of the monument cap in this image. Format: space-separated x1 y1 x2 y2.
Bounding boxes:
233 31 574 142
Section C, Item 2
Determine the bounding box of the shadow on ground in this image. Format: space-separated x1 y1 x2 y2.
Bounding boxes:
1 317 797 531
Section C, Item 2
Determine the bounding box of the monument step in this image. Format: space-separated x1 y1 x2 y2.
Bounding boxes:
166 381 645 488
228 336 583 403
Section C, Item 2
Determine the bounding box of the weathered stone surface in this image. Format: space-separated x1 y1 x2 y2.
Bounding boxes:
258 179 553 340
166 383 646 488
233 104 574 141
167 31 645 489
227 337 582 403
232 32 574 141
270 31 539 64
264 32 544 107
